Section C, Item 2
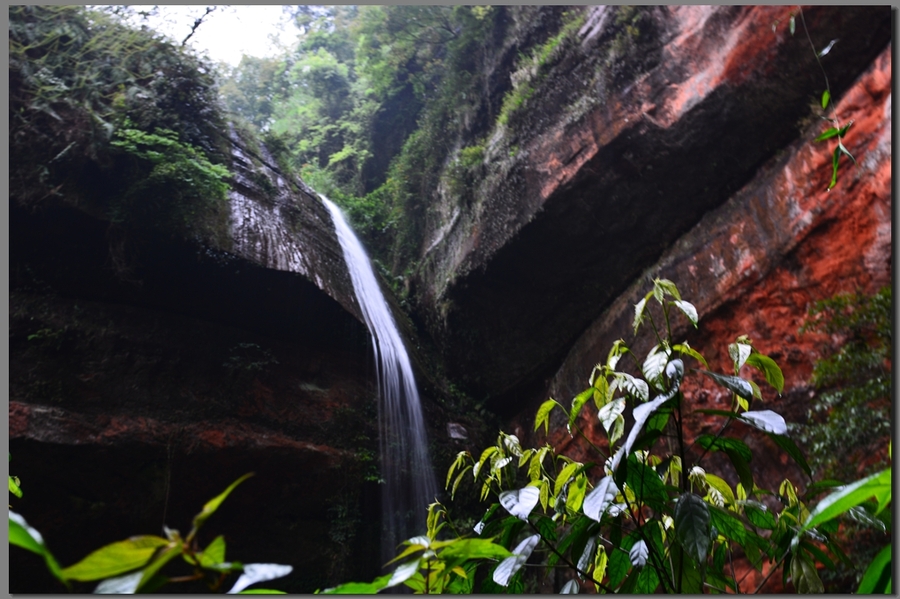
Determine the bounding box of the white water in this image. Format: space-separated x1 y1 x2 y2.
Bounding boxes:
322 197 437 563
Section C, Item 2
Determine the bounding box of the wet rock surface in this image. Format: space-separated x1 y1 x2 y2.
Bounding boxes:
9 133 381 592
412 6 890 413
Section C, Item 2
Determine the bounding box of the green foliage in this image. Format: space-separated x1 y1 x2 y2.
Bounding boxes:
332 280 891 593
9 473 293 593
109 124 231 234
798 287 891 482
497 10 585 127
317 502 512 594
9 5 231 241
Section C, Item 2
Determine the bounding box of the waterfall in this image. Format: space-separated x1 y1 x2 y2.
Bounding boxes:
322 197 438 564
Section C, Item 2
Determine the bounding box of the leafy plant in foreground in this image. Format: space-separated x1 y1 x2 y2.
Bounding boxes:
9 473 290 593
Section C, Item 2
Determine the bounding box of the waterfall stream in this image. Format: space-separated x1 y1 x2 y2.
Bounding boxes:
322 197 438 564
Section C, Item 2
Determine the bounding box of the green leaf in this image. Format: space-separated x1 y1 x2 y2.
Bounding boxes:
607 532 636 588
791 551 824 593
9 476 23 498
673 342 709 369
814 127 840 142
789 15 796 35
635 561 660 592
744 501 777 530
319 573 392 594
821 90 830 110
566 473 588 514
534 399 559 434
625 455 668 512
199 535 226 568
697 370 753 400
136 542 183 592
492 534 539 586
654 278 681 301
9 511 66 584
801 467 891 532
857 544 892 594
766 432 811 477
828 146 840 190
570 387 594 429
438 538 512 561
739 410 787 435
238 590 288 594
745 353 784 394
61 536 169 581
708 505 747 545
191 472 254 534
674 493 711 565
555 462 581 497
499 486 541 520
696 435 752 463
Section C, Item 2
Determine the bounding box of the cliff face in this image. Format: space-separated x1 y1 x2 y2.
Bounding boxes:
409 5 891 414
9 131 384 592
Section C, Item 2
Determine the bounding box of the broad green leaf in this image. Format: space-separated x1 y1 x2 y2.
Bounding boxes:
610 414 625 446
607 532 636 588
473 446 498 480
593 544 609 587
625 456 668 512
61 536 169 581
534 399 558 434
199 535 226 568
566 474 588 514
672 300 698 328
555 462 580 497
738 410 787 435
857 544 891 594
583 476 618 522
438 538 512 561
790 551 823 593
635 561 660 592
9 511 65 583
192 473 254 534
136 542 183 591
539 478 550 511
570 387 594 429
673 342 709 369
319 573 392 594
697 370 753 400
492 534 539 586
672 544 703 593
743 501 776 531
745 353 784 394
766 432 812 477
654 278 681 301
801 467 891 532
696 435 752 463
499 486 540 520
674 493 711 566
238 590 288 594
821 90 830 110
708 505 747 545
705 474 735 506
